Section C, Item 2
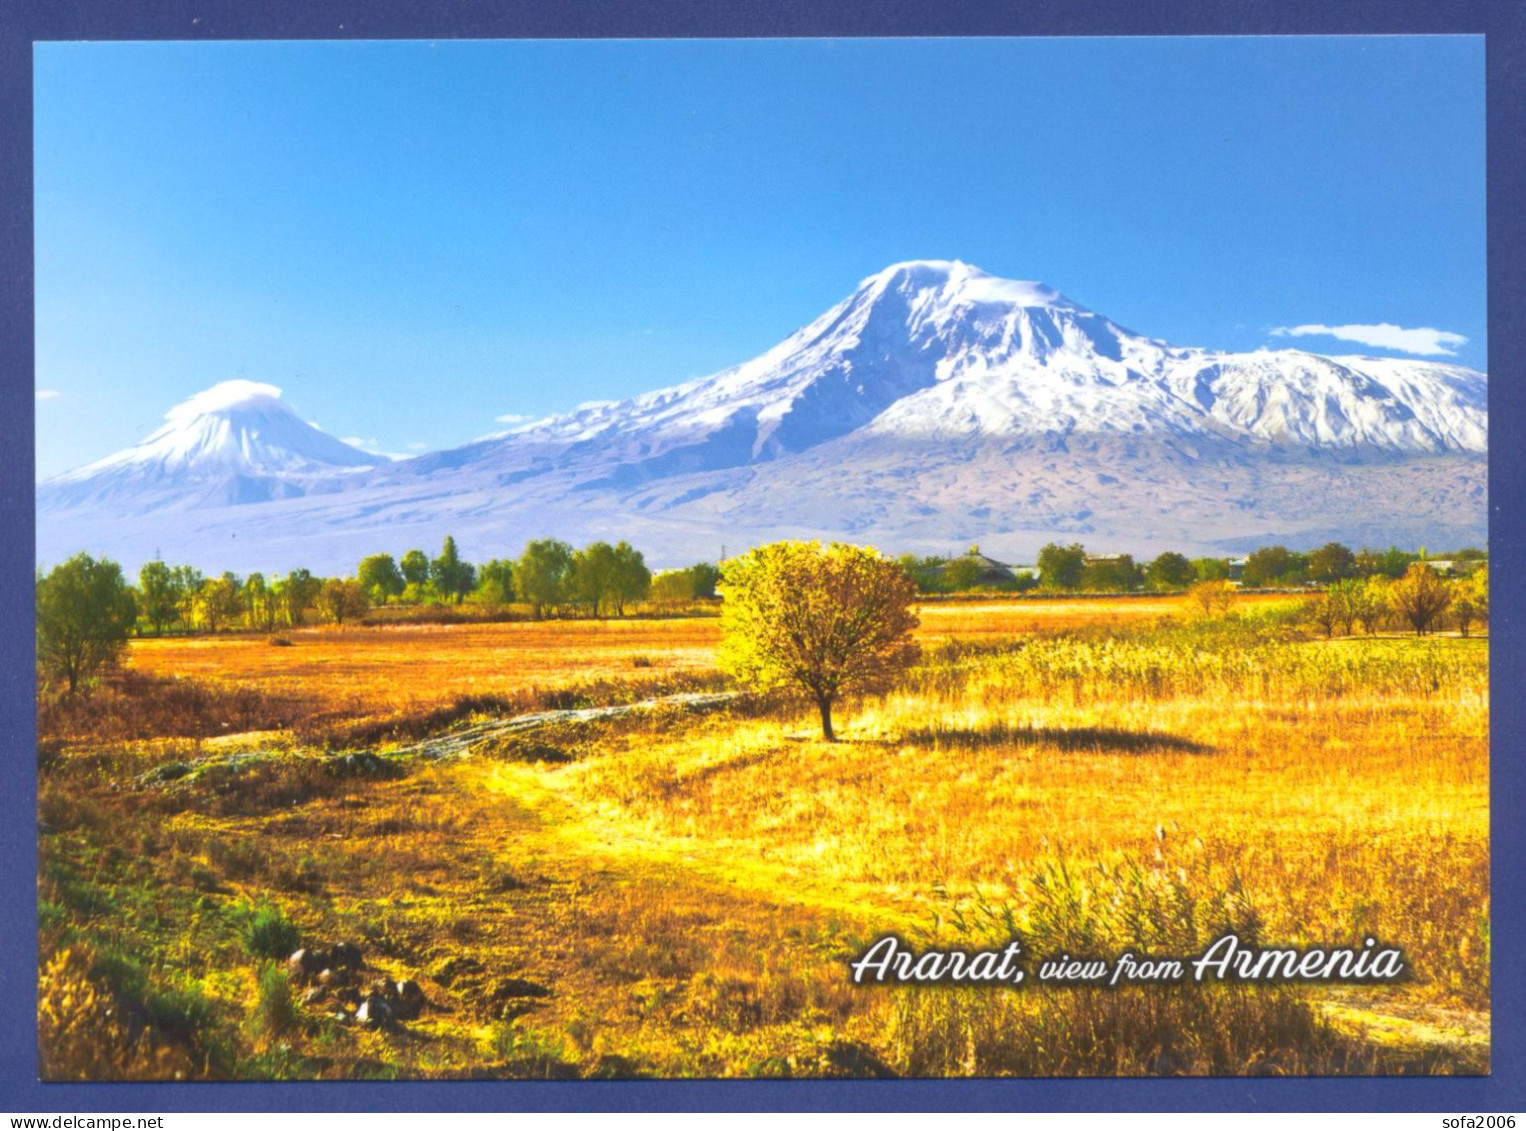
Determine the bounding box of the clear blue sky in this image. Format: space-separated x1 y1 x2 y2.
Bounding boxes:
35 36 1485 479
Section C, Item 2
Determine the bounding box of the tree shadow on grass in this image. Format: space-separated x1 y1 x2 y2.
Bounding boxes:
902 723 1214 756
663 747 776 793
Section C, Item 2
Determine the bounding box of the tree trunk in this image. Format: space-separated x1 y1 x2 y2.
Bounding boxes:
817 695 836 742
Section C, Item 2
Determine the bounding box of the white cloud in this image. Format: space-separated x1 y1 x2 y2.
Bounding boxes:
406 441 428 451
340 436 403 461
1270 322 1467 357
36 389 60 401
486 412 553 441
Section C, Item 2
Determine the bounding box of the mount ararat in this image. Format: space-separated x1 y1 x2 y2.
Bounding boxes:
37 261 1487 574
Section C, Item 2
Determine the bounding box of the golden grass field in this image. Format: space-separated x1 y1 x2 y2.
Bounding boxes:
121 596 1196 716
37 595 1488 1079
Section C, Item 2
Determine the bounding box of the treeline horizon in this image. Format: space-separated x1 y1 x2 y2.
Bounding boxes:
36 533 1490 693
905 539 1486 595
43 536 723 639
38 534 1488 640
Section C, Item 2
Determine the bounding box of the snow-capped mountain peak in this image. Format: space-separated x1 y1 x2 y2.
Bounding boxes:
39 380 381 514
37 262 1487 573
859 258 1080 314
56 379 380 482
162 378 287 423
475 261 1483 464
478 262 1159 466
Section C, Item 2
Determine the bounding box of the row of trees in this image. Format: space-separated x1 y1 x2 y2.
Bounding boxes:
37 536 1490 716
1239 543 1483 588
352 537 482 608
33 534 693 691
53 535 723 644
134 560 367 635
1305 564 1489 638
902 540 1486 596
356 538 674 619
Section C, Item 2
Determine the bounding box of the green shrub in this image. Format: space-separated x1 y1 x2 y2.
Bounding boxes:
253 966 295 1043
145 984 217 1043
490 1023 575 1077
240 903 300 959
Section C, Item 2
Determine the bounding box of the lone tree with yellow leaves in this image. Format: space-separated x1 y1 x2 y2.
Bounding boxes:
718 541 919 741
1185 578 1234 618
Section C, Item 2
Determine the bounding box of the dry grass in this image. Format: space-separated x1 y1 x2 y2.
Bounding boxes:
122 596 1291 719
38 669 313 746
37 594 1488 1078
126 619 722 718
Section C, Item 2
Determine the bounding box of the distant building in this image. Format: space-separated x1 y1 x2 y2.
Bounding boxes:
934 549 1025 585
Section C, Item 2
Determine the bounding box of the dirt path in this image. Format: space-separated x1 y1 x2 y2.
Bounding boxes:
473 752 1493 1073
476 755 922 928
390 692 737 762
137 691 739 786
132 692 1490 1075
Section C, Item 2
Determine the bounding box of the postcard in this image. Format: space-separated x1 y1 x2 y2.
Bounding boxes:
16 19 1515 1110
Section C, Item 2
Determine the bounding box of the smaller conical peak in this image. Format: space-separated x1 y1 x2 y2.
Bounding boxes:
42 377 383 485
165 379 288 424
861 260 1078 313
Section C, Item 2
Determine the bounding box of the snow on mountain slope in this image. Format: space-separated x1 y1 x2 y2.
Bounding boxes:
430 260 1484 493
36 262 1487 573
465 261 1174 462
38 380 381 513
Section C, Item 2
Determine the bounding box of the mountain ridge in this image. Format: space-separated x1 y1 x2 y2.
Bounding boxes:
421 260 1482 483
36 261 1487 573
